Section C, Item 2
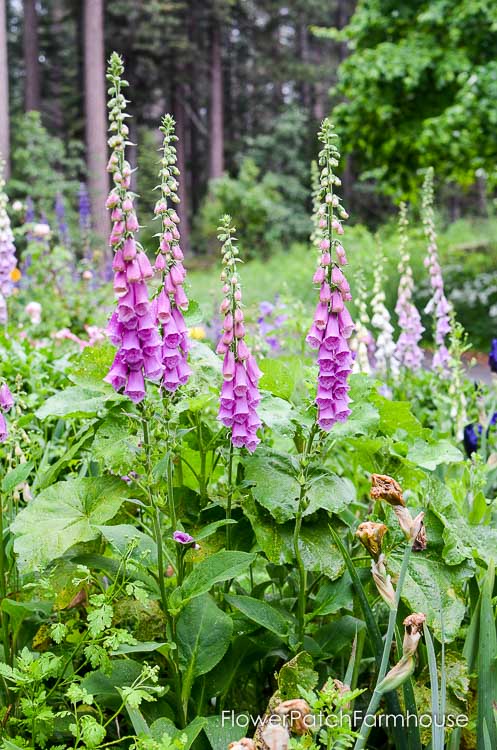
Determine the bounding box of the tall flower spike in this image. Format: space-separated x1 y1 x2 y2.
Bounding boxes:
394 202 424 371
153 114 191 392
104 53 163 402
216 216 261 453
0 382 13 443
422 168 451 373
371 246 399 380
351 276 373 375
0 160 18 325
306 119 354 430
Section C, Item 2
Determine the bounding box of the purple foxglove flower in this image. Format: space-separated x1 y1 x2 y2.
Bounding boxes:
104 55 162 402
216 217 260 452
0 413 7 442
395 202 424 372
422 169 451 374
307 120 354 431
152 115 191 393
0 384 14 412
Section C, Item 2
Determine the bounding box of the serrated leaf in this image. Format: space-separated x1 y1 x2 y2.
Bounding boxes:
12 477 131 570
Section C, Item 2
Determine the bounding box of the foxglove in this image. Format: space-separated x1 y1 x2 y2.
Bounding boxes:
216 216 261 452
104 53 162 402
0 161 18 325
306 120 354 430
395 202 424 370
371 249 399 379
351 278 373 375
153 115 191 392
0 382 13 443
422 168 451 372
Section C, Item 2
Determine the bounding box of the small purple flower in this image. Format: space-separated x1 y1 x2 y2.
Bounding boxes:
173 530 195 545
55 193 70 246
489 339 497 373
0 384 14 412
78 182 91 233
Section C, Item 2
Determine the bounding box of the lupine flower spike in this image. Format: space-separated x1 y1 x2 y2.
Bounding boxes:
371 247 399 380
152 114 191 392
422 168 451 373
351 276 373 375
0 382 14 443
0 159 18 325
395 202 424 371
216 216 261 452
104 53 162 402
306 119 354 430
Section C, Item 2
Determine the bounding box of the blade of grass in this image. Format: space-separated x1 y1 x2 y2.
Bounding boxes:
477 561 497 749
330 526 408 750
424 624 442 750
395 625 422 750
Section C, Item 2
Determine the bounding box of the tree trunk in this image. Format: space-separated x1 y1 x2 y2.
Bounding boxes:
173 84 191 254
83 0 109 248
209 22 224 180
0 0 10 175
23 0 41 111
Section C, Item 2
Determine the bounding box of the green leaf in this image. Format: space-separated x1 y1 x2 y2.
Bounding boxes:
177 595 233 698
1 461 33 493
259 357 300 400
180 551 256 602
244 450 299 522
69 342 116 391
407 439 463 470
225 594 289 636
98 524 157 564
81 660 143 704
304 473 356 516
314 615 366 657
12 477 131 570
258 393 299 436
92 417 141 475
151 717 207 749
277 652 318 699
203 715 249 750
35 386 120 418
244 497 344 579
478 562 497 749
373 395 426 439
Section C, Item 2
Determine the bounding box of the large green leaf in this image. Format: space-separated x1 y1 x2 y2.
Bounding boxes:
225 594 289 636
69 342 116 391
244 497 344 579
35 385 120 418
372 394 427 440
98 524 157 564
92 417 141 475
177 595 233 695
259 357 301 401
390 553 473 641
277 652 318 699
150 717 206 749
12 477 131 570
407 439 464 470
244 449 353 523
180 551 256 602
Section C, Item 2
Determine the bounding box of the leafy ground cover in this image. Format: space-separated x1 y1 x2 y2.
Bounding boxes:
0 55 497 750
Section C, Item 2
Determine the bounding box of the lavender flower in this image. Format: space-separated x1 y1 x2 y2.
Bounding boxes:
55 193 70 246
0 161 18 325
422 168 451 373
173 530 195 545
306 120 354 430
152 115 191 392
104 53 162 402
78 182 91 233
394 202 424 371
216 216 261 452
371 249 399 380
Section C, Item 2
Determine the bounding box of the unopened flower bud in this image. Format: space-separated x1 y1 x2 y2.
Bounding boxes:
371 554 396 609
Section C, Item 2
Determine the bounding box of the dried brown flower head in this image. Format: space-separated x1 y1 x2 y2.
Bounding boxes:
261 724 290 750
370 474 405 507
228 740 256 750
403 612 426 656
356 521 388 561
274 699 311 735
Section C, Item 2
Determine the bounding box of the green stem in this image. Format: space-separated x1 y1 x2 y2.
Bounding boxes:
354 541 414 750
0 491 10 668
226 441 234 551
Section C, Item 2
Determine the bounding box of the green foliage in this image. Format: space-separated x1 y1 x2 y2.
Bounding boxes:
332 0 497 198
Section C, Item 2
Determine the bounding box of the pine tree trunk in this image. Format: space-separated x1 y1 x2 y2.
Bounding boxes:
173 84 191 254
83 0 109 249
23 0 41 111
209 22 224 180
0 0 10 175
